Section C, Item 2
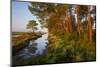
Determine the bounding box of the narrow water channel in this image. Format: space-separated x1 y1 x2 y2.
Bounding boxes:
14 33 48 59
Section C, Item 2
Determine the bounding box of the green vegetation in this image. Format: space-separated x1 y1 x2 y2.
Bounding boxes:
13 2 96 66
27 20 38 32
14 32 95 65
12 18 43 56
28 2 96 63
12 32 43 56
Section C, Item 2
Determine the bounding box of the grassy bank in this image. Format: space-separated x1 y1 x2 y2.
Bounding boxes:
13 31 96 66
46 31 96 63
12 32 43 56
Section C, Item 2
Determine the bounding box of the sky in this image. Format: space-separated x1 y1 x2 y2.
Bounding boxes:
12 1 43 32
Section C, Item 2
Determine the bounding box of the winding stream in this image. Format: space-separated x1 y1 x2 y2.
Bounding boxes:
14 33 48 59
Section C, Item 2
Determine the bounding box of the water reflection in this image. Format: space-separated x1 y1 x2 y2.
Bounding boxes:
14 33 48 59
34 33 48 55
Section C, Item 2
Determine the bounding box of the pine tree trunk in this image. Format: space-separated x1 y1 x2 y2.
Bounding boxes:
88 6 92 42
76 5 81 35
77 14 81 35
65 9 69 33
65 8 72 33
